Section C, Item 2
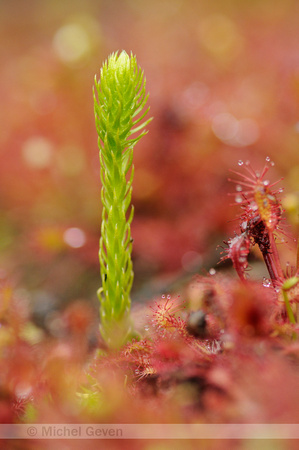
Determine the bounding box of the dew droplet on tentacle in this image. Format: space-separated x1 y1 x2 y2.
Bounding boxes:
250 201 258 211
241 221 247 231
262 277 271 288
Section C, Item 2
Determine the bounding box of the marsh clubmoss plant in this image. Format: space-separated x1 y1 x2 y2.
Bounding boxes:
93 51 152 348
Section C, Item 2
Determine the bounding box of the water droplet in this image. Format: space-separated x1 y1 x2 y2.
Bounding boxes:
245 160 250 166
167 294 171 299
266 156 270 162
241 221 247 231
236 185 242 192
144 326 149 331
161 294 165 299
209 268 216 276
262 277 271 288
250 201 258 211
263 180 270 186
255 171 260 178
278 188 283 193
238 160 244 166
135 369 140 375
235 195 243 203
270 161 275 167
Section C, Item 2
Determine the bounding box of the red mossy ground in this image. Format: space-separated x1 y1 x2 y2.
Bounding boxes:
1 272 299 449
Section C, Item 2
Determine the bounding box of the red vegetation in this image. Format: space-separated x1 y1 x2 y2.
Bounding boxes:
1 2 299 448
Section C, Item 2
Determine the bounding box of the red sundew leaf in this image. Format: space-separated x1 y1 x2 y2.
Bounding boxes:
121 339 154 375
219 232 251 281
12 396 32 419
149 297 187 337
229 158 283 233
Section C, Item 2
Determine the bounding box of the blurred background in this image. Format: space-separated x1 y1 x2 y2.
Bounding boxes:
1 0 299 321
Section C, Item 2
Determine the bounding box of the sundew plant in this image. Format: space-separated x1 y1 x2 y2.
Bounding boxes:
221 158 299 325
93 51 152 348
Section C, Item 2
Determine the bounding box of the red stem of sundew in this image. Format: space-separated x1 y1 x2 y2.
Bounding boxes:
263 252 280 287
261 232 284 287
269 232 284 279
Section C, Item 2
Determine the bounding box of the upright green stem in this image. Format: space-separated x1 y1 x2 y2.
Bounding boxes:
282 290 296 324
93 51 152 348
281 276 299 325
